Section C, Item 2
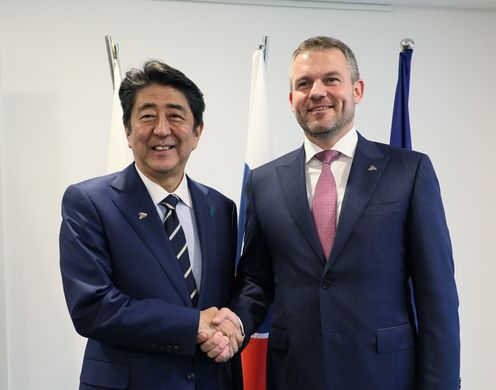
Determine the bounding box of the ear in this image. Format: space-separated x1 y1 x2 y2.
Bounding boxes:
192 122 204 150
353 79 365 103
289 91 295 112
124 125 132 148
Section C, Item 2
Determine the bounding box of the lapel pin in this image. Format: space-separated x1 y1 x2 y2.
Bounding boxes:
368 165 377 171
138 212 148 220
209 207 216 218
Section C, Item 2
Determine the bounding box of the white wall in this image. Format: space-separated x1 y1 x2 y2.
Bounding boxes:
0 0 494 388
0 55 8 390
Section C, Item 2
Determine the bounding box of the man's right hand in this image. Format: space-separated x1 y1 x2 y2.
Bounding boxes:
197 307 244 363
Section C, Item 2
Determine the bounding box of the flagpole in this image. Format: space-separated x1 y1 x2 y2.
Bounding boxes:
400 38 415 51
105 35 121 90
261 35 269 65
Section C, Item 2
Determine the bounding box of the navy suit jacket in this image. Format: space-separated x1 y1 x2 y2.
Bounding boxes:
231 134 460 390
60 163 241 390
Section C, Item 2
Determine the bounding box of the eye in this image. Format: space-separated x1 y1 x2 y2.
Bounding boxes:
140 114 156 121
168 113 185 122
296 80 311 90
324 77 340 85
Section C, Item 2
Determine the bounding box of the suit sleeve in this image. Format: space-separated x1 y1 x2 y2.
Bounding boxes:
59 184 200 356
408 155 460 389
230 171 274 338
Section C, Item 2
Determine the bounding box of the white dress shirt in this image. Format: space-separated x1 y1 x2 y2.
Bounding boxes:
304 129 358 224
135 166 202 290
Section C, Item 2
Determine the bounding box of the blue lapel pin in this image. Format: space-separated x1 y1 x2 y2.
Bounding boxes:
209 207 215 218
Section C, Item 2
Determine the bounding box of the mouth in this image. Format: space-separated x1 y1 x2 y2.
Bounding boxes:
153 145 175 151
308 105 333 113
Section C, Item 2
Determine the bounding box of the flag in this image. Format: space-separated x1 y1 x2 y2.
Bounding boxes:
106 52 132 173
238 44 271 390
389 43 418 328
389 47 413 149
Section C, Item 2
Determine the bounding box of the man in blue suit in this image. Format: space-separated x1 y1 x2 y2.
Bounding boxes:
215 36 460 389
60 60 243 390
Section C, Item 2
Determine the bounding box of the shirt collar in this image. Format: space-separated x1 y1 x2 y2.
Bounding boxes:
304 128 358 164
134 164 193 208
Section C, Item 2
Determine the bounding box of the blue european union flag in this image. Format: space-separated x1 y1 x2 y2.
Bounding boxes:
390 48 413 150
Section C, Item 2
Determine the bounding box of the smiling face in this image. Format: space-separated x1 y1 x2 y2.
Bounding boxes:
289 48 364 149
125 84 203 191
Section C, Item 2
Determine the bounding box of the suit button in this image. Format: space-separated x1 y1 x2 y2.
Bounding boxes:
186 372 195 381
166 344 181 353
322 280 331 289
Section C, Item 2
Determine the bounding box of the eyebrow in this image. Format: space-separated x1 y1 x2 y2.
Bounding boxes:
137 102 187 113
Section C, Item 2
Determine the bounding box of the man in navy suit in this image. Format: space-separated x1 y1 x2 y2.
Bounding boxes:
212 36 460 389
60 60 243 390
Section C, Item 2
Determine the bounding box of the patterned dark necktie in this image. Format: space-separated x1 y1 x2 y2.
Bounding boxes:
161 194 198 306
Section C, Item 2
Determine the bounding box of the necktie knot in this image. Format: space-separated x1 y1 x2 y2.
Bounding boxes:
161 194 179 210
315 150 340 165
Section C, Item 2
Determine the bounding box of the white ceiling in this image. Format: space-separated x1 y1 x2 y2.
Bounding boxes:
170 0 496 11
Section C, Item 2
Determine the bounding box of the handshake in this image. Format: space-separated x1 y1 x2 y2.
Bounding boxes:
197 307 244 363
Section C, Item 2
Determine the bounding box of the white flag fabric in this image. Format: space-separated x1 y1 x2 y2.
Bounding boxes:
106 60 132 173
245 47 271 169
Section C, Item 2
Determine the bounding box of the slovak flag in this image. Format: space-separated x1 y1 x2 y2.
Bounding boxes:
238 43 272 390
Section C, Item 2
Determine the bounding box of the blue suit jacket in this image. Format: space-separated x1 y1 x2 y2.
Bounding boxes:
60 164 241 390
231 134 460 390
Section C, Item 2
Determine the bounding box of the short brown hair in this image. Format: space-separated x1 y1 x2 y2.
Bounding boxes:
290 36 360 84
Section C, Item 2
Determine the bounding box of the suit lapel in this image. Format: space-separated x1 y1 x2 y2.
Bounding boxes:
110 164 192 306
328 134 390 269
188 177 215 308
276 147 325 264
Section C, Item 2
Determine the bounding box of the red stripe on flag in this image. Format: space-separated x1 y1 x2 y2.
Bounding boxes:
241 338 268 390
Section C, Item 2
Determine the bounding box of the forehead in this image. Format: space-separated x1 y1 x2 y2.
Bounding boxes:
133 84 191 112
291 49 350 80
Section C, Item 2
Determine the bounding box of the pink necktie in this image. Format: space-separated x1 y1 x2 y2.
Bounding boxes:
312 150 340 259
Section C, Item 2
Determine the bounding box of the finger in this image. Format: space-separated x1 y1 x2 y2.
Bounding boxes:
196 332 208 344
212 307 238 326
199 332 225 353
206 336 230 359
214 346 232 363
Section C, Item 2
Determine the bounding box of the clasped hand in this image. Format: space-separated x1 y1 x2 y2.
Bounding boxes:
197 307 244 363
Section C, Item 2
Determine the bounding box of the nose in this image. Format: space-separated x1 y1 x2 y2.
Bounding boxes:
309 80 326 99
153 115 171 137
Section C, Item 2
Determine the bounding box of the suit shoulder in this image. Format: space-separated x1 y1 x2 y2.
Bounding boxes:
252 147 302 175
371 140 429 162
188 177 235 206
65 172 118 194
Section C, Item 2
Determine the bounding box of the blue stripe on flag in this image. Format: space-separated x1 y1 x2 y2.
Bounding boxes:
236 163 251 262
